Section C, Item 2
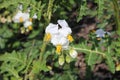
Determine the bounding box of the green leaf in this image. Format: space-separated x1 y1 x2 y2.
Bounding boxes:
87 52 98 67
105 48 115 73
0 37 5 49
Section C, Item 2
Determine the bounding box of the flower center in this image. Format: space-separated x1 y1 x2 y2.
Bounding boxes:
45 33 51 41
28 26 33 31
19 17 23 22
97 37 101 40
91 29 96 33
29 18 32 22
67 34 74 42
56 45 62 54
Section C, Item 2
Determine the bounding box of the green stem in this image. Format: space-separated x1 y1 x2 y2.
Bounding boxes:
28 0 54 80
39 0 54 61
74 47 106 57
46 0 54 24
112 0 120 34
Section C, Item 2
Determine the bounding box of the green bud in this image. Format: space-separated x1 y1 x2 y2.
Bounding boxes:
58 55 64 65
66 55 71 63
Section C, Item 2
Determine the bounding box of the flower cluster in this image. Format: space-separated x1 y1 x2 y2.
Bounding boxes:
12 4 37 33
45 20 77 65
45 20 73 53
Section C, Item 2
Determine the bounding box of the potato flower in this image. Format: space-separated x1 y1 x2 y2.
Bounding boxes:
13 11 30 23
57 20 74 42
23 20 32 31
45 20 74 54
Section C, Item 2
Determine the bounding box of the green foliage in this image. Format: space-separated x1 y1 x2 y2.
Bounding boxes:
0 51 26 79
0 0 120 80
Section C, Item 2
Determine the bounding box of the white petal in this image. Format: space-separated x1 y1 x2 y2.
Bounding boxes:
69 49 78 58
13 11 30 23
59 37 69 46
57 20 69 28
51 35 69 48
24 21 32 28
59 27 72 37
32 13 37 19
51 36 59 46
45 23 59 36
13 11 23 22
22 12 30 21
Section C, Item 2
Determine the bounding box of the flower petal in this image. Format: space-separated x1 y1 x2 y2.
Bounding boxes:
57 20 69 28
95 29 105 37
59 27 72 37
24 21 32 28
45 23 59 36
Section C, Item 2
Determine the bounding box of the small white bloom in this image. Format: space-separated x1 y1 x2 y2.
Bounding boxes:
13 11 30 23
95 29 106 38
69 49 78 58
13 11 23 23
32 13 37 19
23 21 32 28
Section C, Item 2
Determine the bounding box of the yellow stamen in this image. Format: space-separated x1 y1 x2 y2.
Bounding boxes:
67 34 74 42
97 37 101 40
44 33 51 41
19 17 23 22
29 18 32 22
56 45 62 54
91 29 96 33
28 26 33 31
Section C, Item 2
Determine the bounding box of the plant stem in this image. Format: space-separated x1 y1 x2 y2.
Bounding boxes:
39 0 54 61
112 0 120 34
74 47 106 57
28 0 54 80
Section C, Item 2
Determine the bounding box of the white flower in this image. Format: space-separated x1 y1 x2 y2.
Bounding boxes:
95 29 106 38
24 21 32 28
32 13 37 19
51 35 69 49
13 11 30 23
45 20 73 53
69 49 78 58
23 20 32 31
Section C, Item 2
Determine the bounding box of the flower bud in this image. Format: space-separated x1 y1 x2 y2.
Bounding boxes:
58 55 64 65
69 49 78 58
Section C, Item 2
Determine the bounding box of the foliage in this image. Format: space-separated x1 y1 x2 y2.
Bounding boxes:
0 0 120 80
